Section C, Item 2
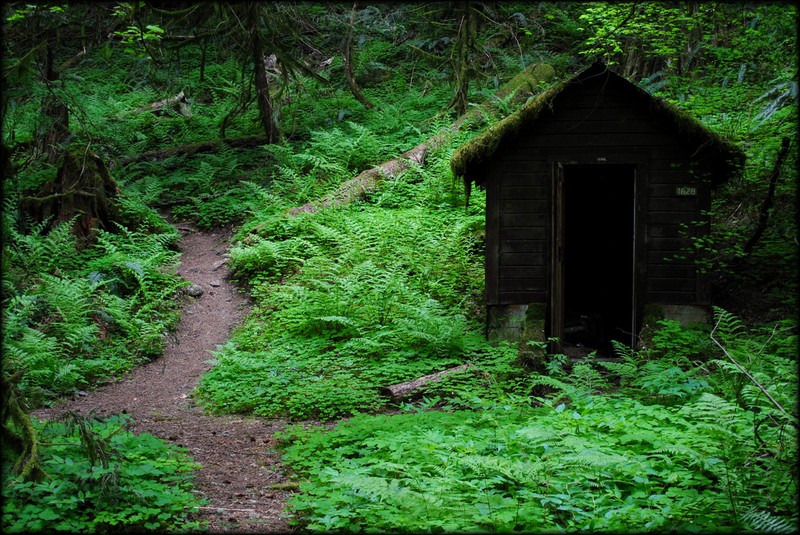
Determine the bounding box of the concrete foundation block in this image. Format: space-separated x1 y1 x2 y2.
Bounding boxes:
487 303 548 370
660 304 711 325
638 303 711 350
487 304 528 342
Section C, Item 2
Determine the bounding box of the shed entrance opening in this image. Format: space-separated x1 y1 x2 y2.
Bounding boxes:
552 164 637 356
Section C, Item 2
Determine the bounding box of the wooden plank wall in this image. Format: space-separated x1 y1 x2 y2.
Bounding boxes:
485 75 708 306
495 158 549 304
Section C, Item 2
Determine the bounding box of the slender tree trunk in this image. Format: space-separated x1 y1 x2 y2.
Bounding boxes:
742 137 791 256
199 40 207 82
249 4 280 144
343 2 374 109
37 36 69 164
680 1 703 75
450 1 476 116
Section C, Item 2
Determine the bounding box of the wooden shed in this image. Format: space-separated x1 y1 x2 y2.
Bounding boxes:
451 62 744 354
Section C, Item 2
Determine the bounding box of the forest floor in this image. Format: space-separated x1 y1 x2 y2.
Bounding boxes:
33 224 295 533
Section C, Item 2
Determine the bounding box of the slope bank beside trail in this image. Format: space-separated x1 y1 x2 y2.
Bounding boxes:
33 224 293 533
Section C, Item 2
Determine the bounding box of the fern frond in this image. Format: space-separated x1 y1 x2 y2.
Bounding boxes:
564 448 629 469
741 508 797 533
712 306 745 343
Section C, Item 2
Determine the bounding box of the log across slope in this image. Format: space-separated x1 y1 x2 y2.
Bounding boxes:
286 63 556 216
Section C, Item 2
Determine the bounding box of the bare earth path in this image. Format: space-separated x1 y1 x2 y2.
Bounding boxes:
33 224 294 533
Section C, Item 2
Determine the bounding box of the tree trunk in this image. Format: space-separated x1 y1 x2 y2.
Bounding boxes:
1 373 47 483
36 37 69 164
343 3 374 109
1 143 12 180
450 1 477 116
20 149 120 245
681 1 703 75
199 40 207 82
250 5 280 144
742 137 791 257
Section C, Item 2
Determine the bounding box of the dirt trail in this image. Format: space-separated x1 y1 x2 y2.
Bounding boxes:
33 225 294 533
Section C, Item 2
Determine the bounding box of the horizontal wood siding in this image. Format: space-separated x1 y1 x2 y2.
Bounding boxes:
486 73 713 307
494 160 548 304
645 151 703 304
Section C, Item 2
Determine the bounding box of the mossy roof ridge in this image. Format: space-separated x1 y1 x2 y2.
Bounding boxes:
450 78 567 185
451 62 745 188
631 75 744 161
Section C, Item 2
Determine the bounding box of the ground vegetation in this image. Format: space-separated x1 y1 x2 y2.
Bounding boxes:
2 2 796 532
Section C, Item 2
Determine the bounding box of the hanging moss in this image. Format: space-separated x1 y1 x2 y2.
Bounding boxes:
451 81 564 200
1 373 47 483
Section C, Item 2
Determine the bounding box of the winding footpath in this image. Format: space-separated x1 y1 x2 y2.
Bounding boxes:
33 225 293 532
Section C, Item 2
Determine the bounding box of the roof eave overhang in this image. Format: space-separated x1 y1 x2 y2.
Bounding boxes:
452 62 745 191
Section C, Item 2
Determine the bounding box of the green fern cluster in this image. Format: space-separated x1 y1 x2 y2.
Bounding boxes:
198 199 495 419
195 131 503 420
279 393 795 532
121 148 269 229
277 308 797 532
2 200 185 406
262 121 391 205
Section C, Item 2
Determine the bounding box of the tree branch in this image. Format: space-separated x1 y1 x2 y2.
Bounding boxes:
710 319 793 420
742 136 792 256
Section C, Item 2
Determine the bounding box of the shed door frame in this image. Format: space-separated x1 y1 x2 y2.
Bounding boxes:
548 152 648 351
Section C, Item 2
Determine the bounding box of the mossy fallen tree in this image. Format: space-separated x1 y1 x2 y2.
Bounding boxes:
286 63 556 216
381 364 473 402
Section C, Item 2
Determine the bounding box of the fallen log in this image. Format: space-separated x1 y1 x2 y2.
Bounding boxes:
135 91 192 116
381 363 473 401
286 63 555 216
288 143 427 215
117 135 267 166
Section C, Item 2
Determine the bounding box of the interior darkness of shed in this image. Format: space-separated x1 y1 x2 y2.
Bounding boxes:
563 165 636 355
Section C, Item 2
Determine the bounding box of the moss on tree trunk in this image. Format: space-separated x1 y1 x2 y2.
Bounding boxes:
20 149 120 245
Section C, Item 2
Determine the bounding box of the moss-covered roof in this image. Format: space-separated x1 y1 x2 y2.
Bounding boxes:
451 62 745 194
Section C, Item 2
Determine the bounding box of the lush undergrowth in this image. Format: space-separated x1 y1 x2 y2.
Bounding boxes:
2 415 205 533
2 2 797 533
195 143 508 420
1 195 185 407
278 311 798 532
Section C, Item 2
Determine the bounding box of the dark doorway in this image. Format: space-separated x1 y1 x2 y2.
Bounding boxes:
559 164 636 355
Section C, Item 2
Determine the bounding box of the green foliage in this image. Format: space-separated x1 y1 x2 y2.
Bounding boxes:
197 184 495 419
278 309 797 533
2 414 206 533
2 199 185 406
279 391 796 532
122 148 269 229
578 3 696 66
706 308 797 423
2 4 796 532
